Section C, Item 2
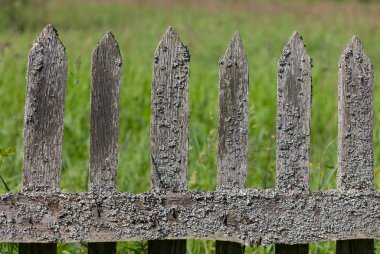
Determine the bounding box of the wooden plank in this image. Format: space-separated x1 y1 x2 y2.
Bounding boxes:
22 24 67 192
275 32 311 254
89 31 122 192
216 32 248 254
148 26 189 253
88 31 122 254
216 32 248 190
336 36 374 253
20 24 67 254
276 31 311 193
1 190 380 245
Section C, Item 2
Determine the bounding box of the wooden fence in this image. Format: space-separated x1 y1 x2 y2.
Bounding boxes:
0 24 378 254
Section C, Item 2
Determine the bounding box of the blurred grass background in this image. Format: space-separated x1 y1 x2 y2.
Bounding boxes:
1 0 380 253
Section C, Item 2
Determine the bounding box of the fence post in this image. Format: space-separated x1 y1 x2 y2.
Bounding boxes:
336 36 374 254
19 24 67 254
275 32 311 254
215 32 248 254
87 31 122 254
148 26 190 254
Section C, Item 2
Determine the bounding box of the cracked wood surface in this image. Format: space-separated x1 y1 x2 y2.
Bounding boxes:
276 32 311 193
275 31 311 254
89 31 122 193
337 36 374 253
0 190 380 246
22 24 67 192
149 26 189 253
88 31 122 254
216 32 248 254
21 24 67 254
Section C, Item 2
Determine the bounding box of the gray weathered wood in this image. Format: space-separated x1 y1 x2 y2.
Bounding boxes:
337 36 373 190
22 24 67 192
275 244 308 254
217 32 248 191
89 31 122 192
1 190 380 245
150 26 190 193
336 36 374 254
148 26 189 254
88 31 122 254
216 32 248 254
20 24 67 254
275 32 311 254
276 31 311 193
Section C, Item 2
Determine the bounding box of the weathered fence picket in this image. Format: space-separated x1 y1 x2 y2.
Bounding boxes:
20 24 67 254
87 31 122 254
148 26 189 254
275 32 311 254
336 36 374 254
0 24 378 254
216 32 248 254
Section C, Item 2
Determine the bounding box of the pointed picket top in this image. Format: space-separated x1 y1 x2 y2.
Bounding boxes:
27 24 66 77
219 31 247 69
278 31 310 70
276 32 312 193
337 35 374 190
89 31 122 193
339 35 372 70
23 25 68 192
217 31 248 191
154 26 180 55
150 26 190 193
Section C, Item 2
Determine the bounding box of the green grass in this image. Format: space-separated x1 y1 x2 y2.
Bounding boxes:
1 0 380 253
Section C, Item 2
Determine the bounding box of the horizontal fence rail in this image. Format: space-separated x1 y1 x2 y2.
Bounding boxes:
0 190 380 245
0 24 378 254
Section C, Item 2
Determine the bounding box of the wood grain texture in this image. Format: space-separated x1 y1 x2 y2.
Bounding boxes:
1 190 380 245
216 32 247 254
149 26 189 253
19 243 56 254
336 36 374 254
20 24 67 254
276 31 311 193
89 31 122 192
275 32 311 254
275 244 308 254
88 32 121 254
217 32 248 191
22 24 67 192
150 26 190 193
337 35 373 190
